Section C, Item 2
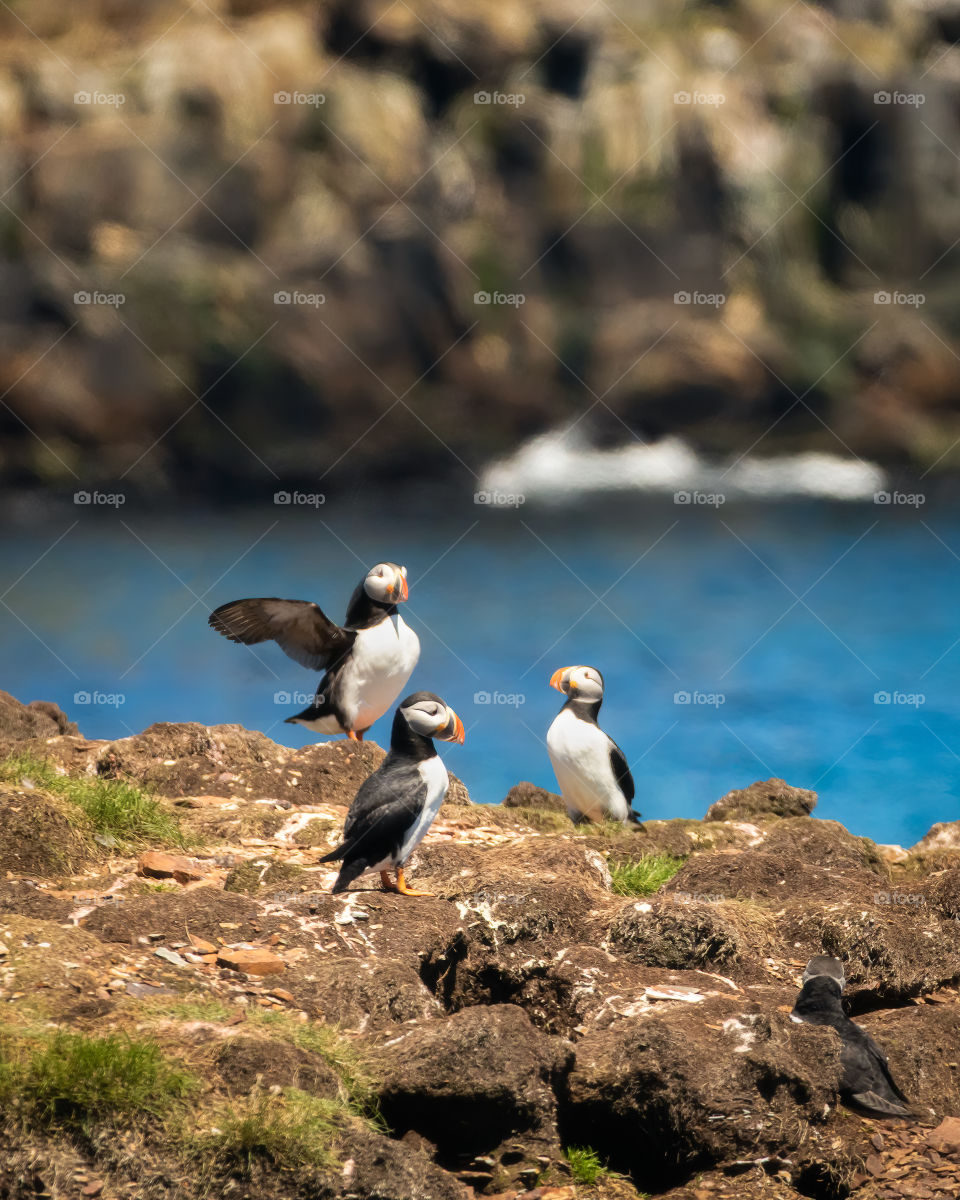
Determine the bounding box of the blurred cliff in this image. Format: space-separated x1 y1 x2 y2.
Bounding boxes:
3 0 960 502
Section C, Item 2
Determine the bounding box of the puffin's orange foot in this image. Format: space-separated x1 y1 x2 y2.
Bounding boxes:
380 870 400 893
393 867 433 898
347 730 360 742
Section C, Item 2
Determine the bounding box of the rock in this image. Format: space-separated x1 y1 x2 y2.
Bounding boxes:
0 787 91 875
608 900 741 969
187 934 217 954
375 1005 571 1184
17 722 389 805
911 821 960 856
216 947 285 976
502 782 567 814
215 1036 340 1097
444 772 473 806
81 888 261 945
153 947 188 968
290 957 445 1032
0 691 78 742
137 851 206 884
337 1121 470 1200
562 1000 843 1190
705 778 817 822
926 1116 960 1152
224 859 305 895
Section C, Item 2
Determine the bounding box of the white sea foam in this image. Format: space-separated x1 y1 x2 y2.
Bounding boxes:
479 428 886 503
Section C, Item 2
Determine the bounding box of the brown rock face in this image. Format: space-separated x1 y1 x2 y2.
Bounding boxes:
137 851 206 883
705 777 817 822
375 1004 572 1189
3 721 960 1200
502 781 567 813
0 692 78 743
562 1002 843 1191
216 947 285 976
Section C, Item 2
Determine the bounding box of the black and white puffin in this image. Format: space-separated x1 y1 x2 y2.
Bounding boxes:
208 562 419 740
791 956 912 1118
319 692 465 896
546 665 641 826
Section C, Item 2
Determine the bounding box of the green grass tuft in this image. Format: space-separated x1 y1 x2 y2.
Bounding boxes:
564 1145 609 1185
190 1088 344 1174
609 853 685 897
0 752 188 851
0 1028 196 1133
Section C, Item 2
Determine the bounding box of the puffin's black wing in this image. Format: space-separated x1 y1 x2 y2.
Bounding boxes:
319 763 426 893
841 1024 912 1116
208 598 356 671
608 741 635 803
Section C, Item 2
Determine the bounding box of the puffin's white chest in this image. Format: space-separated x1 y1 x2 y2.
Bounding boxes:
396 755 449 864
341 614 420 731
546 708 628 822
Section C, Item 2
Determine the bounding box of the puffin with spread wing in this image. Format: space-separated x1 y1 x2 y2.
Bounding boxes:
208 562 419 740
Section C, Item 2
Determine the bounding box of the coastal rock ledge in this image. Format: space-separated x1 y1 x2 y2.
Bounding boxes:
0 691 959 1200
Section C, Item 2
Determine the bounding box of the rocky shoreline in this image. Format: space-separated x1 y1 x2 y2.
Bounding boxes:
1 689 960 1200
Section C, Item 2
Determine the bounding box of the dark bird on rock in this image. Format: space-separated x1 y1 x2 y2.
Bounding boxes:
319 692 465 896
791 956 912 1118
208 562 419 740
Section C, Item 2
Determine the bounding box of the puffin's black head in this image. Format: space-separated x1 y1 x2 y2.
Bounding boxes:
549 665 604 702
398 692 465 743
363 562 409 604
801 955 845 992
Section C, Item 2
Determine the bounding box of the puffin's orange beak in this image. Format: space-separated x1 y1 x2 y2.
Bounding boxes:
391 573 409 601
550 667 569 693
437 710 465 743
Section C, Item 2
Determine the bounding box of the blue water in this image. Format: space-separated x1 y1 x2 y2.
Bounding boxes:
1 495 957 847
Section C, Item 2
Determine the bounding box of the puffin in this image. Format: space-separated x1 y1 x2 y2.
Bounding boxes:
791 956 912 1118
546 665 641 826
208 562 419 740
319 692 465 896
